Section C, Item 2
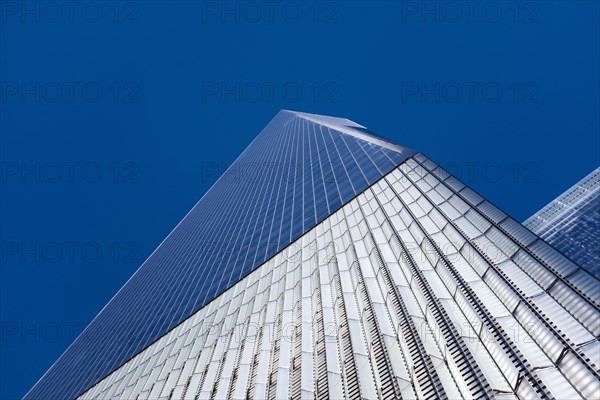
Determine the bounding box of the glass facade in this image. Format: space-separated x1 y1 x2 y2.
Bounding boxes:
78 154 600 400
26 112 600 400
524 167 600 278
24 111 415 400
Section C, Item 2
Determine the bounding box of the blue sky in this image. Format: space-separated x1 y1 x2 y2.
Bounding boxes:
1 1 599 398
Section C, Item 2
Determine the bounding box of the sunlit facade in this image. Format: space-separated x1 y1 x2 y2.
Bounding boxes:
26 112 600 400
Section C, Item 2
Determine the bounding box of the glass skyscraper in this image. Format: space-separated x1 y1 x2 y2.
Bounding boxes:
26 111 600 400
524 167 599 279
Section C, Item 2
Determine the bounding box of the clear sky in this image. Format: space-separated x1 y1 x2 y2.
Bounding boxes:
1 1 599 399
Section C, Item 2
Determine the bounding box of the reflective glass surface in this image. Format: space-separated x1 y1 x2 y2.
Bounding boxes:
25 111 415 400
524 167 600 278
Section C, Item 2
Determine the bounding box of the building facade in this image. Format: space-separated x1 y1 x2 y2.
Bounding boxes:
26 112 600 400
524 167 600 279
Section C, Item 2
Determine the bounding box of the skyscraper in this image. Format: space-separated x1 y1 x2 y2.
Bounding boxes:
524 167 600 279
26 111 600 400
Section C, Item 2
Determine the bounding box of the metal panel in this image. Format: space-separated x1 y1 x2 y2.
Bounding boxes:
25 111 416 400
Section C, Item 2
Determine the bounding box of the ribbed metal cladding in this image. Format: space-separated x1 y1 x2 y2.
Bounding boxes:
78 154 600 400
24 111 416 400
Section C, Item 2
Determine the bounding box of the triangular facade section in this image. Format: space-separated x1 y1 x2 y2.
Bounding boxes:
79 153 599 400
24 110 415 400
